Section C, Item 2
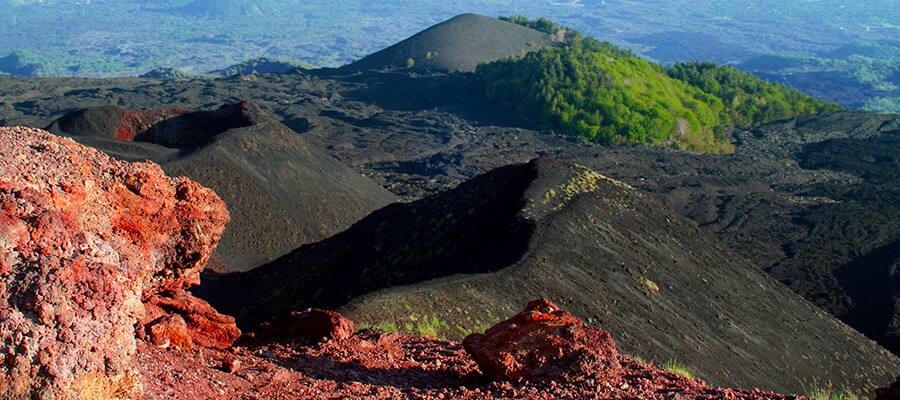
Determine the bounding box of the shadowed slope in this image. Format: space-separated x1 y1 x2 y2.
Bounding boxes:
200 158 899 395
48 102 396 272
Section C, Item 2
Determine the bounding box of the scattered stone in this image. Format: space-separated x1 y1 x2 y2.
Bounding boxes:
219 355 241 374
256 309 355 343
463 298 620 382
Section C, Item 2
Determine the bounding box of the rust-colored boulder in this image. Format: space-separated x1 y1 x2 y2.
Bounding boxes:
257 309 355 343
876 377 900 400
143 289 241 350
0 127 228 399
147 314 194 350
463 298 620 383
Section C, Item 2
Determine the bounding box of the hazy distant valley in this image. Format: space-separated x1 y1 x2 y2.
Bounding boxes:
1 0 899 112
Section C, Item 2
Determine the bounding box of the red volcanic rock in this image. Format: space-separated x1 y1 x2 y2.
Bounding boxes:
257 309 355 343
148 314 194 350
876 377 900 400
117 108 190 141
0 127 228 399
463 298 620 382
139 331 806 400
143 289 241 350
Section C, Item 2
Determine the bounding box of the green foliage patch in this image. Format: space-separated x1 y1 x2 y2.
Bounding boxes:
667 61 841 128
478 17 840 153
662 359 696 380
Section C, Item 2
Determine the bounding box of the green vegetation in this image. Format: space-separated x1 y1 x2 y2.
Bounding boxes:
355 321 400 333
803 379 866 400
737 43 900 112
667 61 841 128
639 277 660 294
499 15 580 43
404 315 449 338
478 18 840 153
0 49 126 76
662 359 695 380
476 28 730 152
863 97 900 114
500 15 562 35
805 387 860 400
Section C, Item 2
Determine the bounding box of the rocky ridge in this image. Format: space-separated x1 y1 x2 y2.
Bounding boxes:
0 127 233 399
138 299 810 400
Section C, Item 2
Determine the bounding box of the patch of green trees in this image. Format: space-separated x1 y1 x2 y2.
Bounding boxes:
667 61 841 128
478 17 841 153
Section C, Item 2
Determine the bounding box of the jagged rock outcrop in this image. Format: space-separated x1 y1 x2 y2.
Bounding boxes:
256 309 355 344
0 127 229 399
463 298 619 382
136 302 809 399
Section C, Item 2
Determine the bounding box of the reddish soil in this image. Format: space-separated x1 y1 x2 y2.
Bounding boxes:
139 331 805 400
117 108 189 141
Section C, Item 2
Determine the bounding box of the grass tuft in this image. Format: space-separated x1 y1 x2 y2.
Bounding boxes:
805 386 860 400
662 359 695 380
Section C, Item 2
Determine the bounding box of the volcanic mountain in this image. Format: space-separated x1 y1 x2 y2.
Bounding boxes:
47 101 396 272
201 158 900 395
346 13 554 72
173 0 273 18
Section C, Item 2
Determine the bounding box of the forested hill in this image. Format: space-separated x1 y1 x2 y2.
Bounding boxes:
476 17 840 153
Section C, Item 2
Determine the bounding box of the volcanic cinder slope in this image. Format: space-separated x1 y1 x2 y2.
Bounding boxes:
201 158 900 395
345 13 554 73
47 101 396 271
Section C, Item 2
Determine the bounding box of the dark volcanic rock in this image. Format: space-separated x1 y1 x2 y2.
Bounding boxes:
876 377 900 400
0 127 228 399
202 157 899 394
48 101 397 272
463 298 620 383
256 309 355 344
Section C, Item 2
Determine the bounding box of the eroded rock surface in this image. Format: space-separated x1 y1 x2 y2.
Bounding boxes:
0 126 228 399
143 289 241 350
463 298 620 382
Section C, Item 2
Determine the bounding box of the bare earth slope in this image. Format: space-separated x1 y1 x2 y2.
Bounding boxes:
201 158 900 395
345 13 554 72
46 101 396 272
